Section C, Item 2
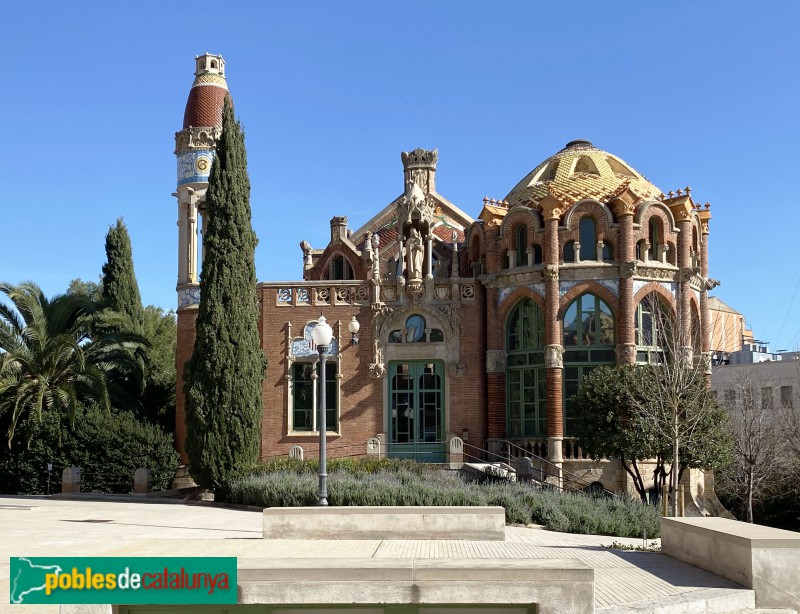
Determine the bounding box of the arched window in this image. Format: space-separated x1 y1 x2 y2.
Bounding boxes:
328 255 353 280
649 219 660 261
635 293 671 363
602 241 613 261
515 225 527 267
389 315 443 343
562 293 616 435
579 218 597 260
506 299 546 437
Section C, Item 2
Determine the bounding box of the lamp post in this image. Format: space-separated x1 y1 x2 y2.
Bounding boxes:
311 315 333 506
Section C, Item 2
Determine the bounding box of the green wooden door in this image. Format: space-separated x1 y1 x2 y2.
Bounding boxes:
388 361 445 463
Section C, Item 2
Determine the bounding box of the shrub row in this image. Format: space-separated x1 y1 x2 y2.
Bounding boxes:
226 466 660 538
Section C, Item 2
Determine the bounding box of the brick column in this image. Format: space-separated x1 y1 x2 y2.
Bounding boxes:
670 200 693 348
541 196 566 464
175 308 198 463
611 193 637 365
484 226 506 440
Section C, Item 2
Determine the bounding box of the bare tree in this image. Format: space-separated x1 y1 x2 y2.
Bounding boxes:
629 294 731 517
717 371 787 522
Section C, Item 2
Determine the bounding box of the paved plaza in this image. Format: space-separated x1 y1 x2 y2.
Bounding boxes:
1 497 752 613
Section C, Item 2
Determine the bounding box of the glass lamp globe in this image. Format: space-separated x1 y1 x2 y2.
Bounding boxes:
312 315 333 348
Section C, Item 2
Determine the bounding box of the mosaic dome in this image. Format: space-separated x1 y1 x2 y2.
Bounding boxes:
182 68 230 129
504 140 663 208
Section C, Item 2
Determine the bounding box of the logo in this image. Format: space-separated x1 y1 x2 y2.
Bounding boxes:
10 557 237 604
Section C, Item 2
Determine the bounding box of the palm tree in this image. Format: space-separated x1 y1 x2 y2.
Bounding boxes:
0 281 144 447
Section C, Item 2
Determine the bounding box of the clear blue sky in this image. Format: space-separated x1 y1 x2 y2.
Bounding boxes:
3 2 800 350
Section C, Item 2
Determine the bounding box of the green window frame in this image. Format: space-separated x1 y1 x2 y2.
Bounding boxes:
634 293 669 363
562 293 615 435
291 360 338 432
506 299 546 437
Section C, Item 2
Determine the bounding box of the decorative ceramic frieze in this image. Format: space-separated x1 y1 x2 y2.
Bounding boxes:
177 150 215 186
178 286 200 308
290 321 339 358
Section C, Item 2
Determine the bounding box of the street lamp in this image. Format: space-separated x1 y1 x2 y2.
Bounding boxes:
311 314 333 506
348 315 360 346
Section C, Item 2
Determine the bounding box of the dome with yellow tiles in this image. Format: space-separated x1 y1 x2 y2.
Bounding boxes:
504 140 663 208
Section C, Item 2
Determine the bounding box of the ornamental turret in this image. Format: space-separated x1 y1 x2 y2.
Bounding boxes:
173 53 230 465
174 53 229 309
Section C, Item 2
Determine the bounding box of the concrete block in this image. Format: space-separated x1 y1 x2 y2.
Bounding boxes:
263 506 506 540
238 557 593 614
662 517 800 611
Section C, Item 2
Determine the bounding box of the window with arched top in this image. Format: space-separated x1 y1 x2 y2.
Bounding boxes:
562 293 616 435
328 255 354 280
602 241 613 261
515 225 527 267
389 315 444 343
649 219 660 261
579 218 597 260
506 299 546 437
635 293 671 363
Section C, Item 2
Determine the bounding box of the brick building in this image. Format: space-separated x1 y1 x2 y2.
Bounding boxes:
174 55 717 492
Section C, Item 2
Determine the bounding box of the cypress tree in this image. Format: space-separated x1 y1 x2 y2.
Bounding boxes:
184 98 266 491
101 218 144 327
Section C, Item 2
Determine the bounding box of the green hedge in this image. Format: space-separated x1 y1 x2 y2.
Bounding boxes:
0 405 179 495
226 465 661 538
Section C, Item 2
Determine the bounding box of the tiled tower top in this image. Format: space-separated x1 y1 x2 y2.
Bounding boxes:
182 53 230 129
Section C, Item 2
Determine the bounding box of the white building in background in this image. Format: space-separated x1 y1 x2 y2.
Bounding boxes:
712 350 799 409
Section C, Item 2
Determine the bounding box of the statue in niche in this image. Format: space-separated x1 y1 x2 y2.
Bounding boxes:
406 228 424 280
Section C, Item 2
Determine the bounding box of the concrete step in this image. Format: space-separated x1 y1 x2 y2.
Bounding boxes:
727 610 798 614
596 587 755 614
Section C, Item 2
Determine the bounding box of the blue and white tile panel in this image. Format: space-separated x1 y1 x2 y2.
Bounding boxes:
178 287 201 308
291 322 339 357
177 149 215 186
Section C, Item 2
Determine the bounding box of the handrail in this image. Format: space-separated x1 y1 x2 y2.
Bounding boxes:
500 439 618 498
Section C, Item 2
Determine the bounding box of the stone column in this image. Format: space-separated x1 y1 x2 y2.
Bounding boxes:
698 206 713 381
426 233 433 279
541 196 566 465
611 193 637 365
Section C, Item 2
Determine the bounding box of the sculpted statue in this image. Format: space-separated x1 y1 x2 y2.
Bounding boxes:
406 227 424 280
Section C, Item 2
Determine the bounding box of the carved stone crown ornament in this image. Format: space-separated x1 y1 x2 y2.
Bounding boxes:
174 126 223 153
401 148 438 170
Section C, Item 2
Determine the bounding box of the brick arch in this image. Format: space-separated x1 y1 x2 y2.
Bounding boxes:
562 199 614 232
633 281 678 313
499 207 542 243
497 286 546 323
558 282 619 322
637 206 677 245
635 202 678 233
633 283 678 325
317 249 359 280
